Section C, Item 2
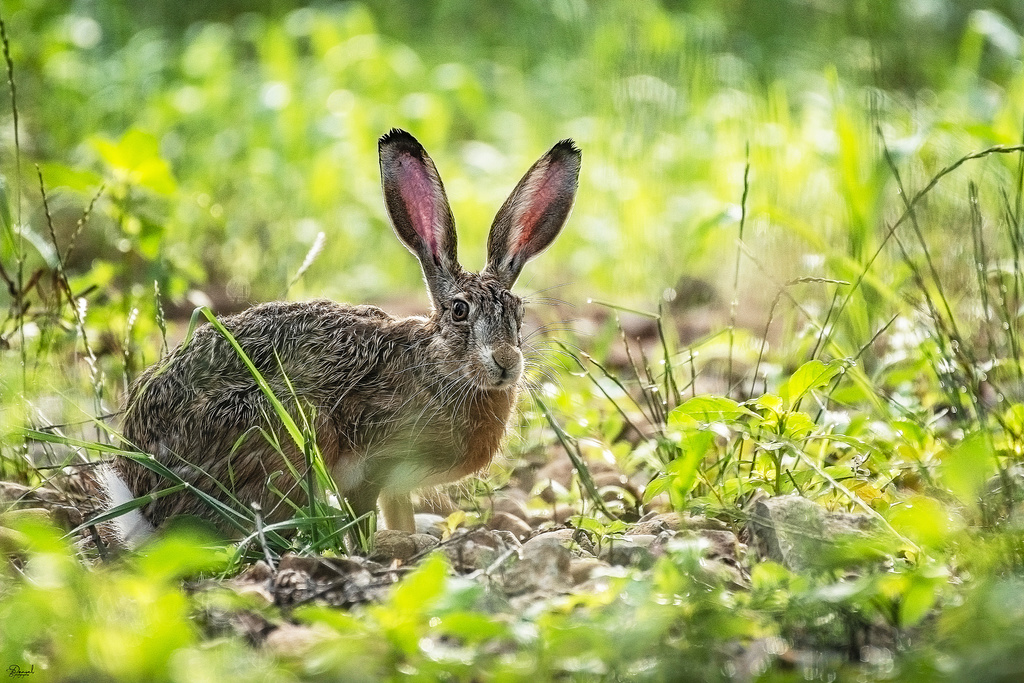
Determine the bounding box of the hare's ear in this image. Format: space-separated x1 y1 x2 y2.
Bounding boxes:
379 129 460 299
483 139 580 288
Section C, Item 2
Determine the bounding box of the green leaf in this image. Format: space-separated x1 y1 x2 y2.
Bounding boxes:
898 573 941 628
749 561 793 591
642 473 670 503
37 162 104 193
390 553 448 615
91 128 176 195
668 395 757 427
435 612 507 643
888 495 962 548
0 174 11 233
780 410 816 439
665 429 715 503
753 393 783 413
938 431 995 504
135 528 227 580
1001 403 1024 434
779 359 850 409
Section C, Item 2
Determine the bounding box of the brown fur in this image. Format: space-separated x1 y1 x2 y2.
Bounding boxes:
109 129 580 536
115 299 517 529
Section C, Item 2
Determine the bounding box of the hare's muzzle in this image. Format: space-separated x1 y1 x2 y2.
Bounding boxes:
486 344 523 387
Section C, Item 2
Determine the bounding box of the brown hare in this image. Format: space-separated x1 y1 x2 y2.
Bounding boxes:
103 129 581 544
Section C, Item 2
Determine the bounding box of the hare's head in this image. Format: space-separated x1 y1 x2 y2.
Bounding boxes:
379 129 580 391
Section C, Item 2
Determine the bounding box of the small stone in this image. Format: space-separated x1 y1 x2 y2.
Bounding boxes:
237 560 274 583
825 511 877 537
490 529 523 550
528 512 553 527
272 553 387 608
593 471 642 505
0 507 55 528
0 525 28 553
414 513 446 537
535 452 574 491
747 494 874 571
276 553 376 582
442 528 513 572
569 557 606 585
527 505 575 527
487 511 533 541
522 528 594 557
497 537 572 596
553 504 576 525
371 529 418 563
683 514 730 531
748 496 826 570
629 512 683 535
599 536 656 569
227 560 275 606
264 623 335 658
536 481 560 505
491 494 530 523
409 533 439 556
622 533 658 547
698 529 743 563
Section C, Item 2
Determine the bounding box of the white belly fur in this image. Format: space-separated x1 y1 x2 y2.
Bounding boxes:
100 465 156 547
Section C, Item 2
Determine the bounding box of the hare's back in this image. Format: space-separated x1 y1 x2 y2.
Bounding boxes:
181 298 398 377
123 299 409 439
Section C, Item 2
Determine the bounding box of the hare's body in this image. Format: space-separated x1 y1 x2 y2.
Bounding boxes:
108 129 580 541
115 297 516 529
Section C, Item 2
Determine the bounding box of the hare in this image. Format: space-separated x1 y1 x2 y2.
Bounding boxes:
104 129 581 544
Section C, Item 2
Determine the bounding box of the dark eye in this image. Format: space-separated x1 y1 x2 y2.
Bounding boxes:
452 299 469 321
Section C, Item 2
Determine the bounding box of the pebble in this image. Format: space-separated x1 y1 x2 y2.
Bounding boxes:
487 511 533 541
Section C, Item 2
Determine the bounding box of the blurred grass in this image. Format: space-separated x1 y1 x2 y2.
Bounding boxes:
1 1 1022 496
2 0 1023 320
4 2 1024 679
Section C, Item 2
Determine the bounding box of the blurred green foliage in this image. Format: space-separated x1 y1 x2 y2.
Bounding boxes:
2 0 1023 317
3 0 1024 680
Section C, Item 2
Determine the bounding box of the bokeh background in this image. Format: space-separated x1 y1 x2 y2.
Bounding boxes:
3 5 1024 678
0 0 1023 412
4 0 1023 317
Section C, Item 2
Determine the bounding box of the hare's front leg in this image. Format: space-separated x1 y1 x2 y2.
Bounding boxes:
380 492 415 532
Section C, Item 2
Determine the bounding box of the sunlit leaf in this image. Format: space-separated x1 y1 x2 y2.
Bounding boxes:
389 553 448 615
887 495 962 548
642 473 670 503
664 429 715 504
779 359 850 409
91 129 177 195
435 612 507 643
135 529 228 580
1001 403 1024 434
753 393 784 414
899 573 941 627
668 395 757 427
37 162 104 193
780 410 816 439
938 431 995 505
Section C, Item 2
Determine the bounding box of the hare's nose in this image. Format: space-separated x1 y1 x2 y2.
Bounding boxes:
491 345 522 379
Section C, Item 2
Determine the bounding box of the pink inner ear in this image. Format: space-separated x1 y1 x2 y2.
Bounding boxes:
397 153 438 256
514 161 562 252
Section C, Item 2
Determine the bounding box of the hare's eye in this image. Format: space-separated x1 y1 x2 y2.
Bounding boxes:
452 299 470 321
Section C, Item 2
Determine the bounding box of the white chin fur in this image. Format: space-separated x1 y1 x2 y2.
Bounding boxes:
100 465 156 547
